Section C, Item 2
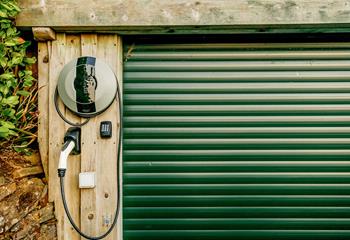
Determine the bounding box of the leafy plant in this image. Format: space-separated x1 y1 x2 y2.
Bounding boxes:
0 0 37 151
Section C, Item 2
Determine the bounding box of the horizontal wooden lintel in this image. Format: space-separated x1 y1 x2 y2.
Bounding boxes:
17 0 350 34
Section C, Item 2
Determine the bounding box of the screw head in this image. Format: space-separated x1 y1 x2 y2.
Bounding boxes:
88 213 94 220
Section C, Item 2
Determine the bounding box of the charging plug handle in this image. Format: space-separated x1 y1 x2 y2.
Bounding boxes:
64 127 81 154
58 140 75 177
58 127 81 177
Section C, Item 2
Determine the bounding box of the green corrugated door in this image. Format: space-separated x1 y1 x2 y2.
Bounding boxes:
123 42 350 240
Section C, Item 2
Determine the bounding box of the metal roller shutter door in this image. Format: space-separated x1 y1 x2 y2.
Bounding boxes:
123 42 350 240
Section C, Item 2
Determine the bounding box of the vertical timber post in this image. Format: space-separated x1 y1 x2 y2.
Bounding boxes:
35 28 123 239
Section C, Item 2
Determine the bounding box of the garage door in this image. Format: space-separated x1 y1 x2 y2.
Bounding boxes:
123 41 350 240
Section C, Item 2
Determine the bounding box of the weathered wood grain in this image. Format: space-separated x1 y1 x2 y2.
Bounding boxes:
63 34 82 240
48 33 67 240
37 42 49 179
17 0 350 33
94 34 120 240
80 34 99 238
115 35 123 240
12 166 44 179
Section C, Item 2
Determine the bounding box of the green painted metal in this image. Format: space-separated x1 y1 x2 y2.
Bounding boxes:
123 42 350 240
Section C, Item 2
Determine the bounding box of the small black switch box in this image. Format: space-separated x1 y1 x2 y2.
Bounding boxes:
100 121 112 138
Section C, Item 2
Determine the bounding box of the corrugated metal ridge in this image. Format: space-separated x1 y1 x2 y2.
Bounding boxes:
123 41 350 240
130 42 350 50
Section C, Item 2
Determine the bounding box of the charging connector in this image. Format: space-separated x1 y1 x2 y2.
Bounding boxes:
57 141 75 177
64 127 81 154
57 127 81 178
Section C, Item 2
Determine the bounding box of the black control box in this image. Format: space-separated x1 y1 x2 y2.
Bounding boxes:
100 121 112 138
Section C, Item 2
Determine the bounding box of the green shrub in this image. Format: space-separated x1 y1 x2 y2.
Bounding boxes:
0 0 37 151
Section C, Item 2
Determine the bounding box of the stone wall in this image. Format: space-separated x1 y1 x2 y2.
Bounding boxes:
0 150 56 240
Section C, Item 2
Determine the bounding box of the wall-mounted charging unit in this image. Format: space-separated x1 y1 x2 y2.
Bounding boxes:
55 56 121 240
57 56 117 118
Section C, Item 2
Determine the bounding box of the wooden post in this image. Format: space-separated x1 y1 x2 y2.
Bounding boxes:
48 33 67 240
63 34 82 240
94 34 121 240
37 33 122 240
80 34 99 237
79 34 121 240
37 41 49 179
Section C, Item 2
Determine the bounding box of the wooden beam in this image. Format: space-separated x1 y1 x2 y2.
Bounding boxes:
32 27 56 41
79 34 99 237
63 34 82 240
17 0 350 33
37 42 49 179
78 34 121 239
48 34 68 240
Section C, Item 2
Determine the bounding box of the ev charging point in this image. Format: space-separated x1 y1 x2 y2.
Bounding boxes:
79 172 96 189
56 56 121 239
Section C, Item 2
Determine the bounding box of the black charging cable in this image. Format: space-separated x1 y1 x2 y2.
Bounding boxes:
58 84 122 240
54 87 90 127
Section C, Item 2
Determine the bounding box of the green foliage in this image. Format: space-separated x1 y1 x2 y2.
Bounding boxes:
0 0 37 151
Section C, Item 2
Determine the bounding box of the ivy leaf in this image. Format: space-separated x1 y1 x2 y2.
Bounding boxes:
0 22 11 30
11 52 23 65
24 57 36 64
22 41 31 48
1 120 15 129
0 10 8 18
16 90 30 96
8 129 18 136
2 96 19 106
0 2 14 11
0 0 36 148
0 84 9 95
6 27 15 37
23 70 32 75
0 19 11 24
7 2 21 13
2 108 15 118
0 44 4 57
23 79 33 87
0 126 9 138
0 73 14 80
23 75 34 87
6 79 17 88
0 58 7 68
18 70 25 78
4 39 16 46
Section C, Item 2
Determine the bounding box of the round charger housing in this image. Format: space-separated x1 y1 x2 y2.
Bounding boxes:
57 56 117 117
